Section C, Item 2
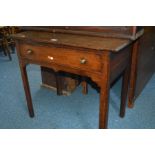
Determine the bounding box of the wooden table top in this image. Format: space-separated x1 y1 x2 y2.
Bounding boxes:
12 31 132 52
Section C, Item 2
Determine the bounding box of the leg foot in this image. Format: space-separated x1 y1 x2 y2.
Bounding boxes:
29 110 34 118
128 100 134 108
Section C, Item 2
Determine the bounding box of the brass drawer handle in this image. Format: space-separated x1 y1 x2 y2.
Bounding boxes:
80 58 87 64
48 56 54 60
26 49 33 55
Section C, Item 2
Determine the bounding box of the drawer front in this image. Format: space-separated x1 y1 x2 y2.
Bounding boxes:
19 44 102 72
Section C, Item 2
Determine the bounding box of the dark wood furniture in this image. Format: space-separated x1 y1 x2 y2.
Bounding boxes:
128 27 155 107
20 26 143 40
12 28 142 128
7 26 20 53
0 26 19 60
41 66 80 95
19 26 144 98
0 26 12 60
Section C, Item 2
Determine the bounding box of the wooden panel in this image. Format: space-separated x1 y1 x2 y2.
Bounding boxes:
19 26 143 40
19 43 102 72
20 26 133 34
13 31 131 51
41 66 79 95
110 45 131 83
135 27 155 98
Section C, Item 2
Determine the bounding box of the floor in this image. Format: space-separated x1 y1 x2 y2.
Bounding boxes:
0 52 155 129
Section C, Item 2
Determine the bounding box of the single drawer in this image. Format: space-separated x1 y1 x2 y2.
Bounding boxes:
19 44 102 72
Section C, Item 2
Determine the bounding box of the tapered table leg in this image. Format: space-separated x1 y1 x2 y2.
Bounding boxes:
99 52 110 129
20 64 34 117
55 72 63 96
120 64 130 117
99 85 110 129
128 40 139 108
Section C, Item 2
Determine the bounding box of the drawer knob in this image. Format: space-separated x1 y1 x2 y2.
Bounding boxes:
48 56 54 60
80 58 87 64
27 49 33 55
